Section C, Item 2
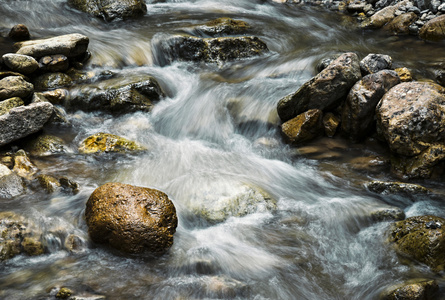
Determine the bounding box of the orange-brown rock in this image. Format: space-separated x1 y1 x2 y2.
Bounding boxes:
281 109 323 145
85 182 178 254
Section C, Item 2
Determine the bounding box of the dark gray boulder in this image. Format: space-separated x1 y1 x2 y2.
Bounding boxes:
68 0 147 21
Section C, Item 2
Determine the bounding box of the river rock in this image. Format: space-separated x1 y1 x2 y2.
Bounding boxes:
361 0 411 28
69 0 147 21
277 52 361 122
389 215 445 272
383 12 418 35
0 163 25 198
189 18 251 36
0 102 54 147
13 150 38 180
376 82 445 157
14 33 89 58
359 54 393 75
281 109 323 145
395 67 413 82
157 34 268 65
85 182 178 254
33 72 73 91
341 70 400 140
78 132 146 154
2 54 39 74
419 15 445 41
189 182 277 223
67 75 164 114
42 89 68 105
370 207 405 222
367 180 430 195
322 112 340 137
0 212 44 260
24 134 68 156
381 279 439 300
0 76 34 101
8 24 30 41
0 97 24 115
39 55 69 72
37 174 61 193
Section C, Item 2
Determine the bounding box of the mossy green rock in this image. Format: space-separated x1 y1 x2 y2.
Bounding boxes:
380 279 438 300
78 132 146 154
24 134 68 156
0 97 24 116
389 215 445 272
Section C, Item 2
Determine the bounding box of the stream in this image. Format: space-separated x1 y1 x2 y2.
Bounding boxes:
1 0 445 299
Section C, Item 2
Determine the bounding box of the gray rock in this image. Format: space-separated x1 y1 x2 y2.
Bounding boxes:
68 0 147 21
0 97 24 116
0 76 34 101
0 164 25 198
24 134 68 156
14 33 89 58
0 102 53 147
2 54 39 74
277 52 361 122
67 74 164 114
341 70 400 140
360 53 392 75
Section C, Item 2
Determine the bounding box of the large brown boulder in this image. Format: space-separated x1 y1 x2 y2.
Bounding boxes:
341 70 400 140
389 215 445 272
277 52 361 122
68 0 147 21
85 182 178 254
419 15 445 41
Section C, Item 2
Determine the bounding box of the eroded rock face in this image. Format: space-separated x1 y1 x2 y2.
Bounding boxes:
341 70 400 140
78 132 146 154
277 52 361 122
68 0 147 21
419 15 445 41
281 109 323 145
0 102 54 147
155 34 268 65
85 182 178 254
381 279 439 300
389 215 445 272
376 82 445 157
67 75 164 114
14 33 89 58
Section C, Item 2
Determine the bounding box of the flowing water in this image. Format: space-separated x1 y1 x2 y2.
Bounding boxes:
1 0 445 299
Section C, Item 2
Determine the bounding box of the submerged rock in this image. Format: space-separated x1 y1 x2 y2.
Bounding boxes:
0 102 53 147
2 53 39 75
367 181 430 195
24 134 68 157
14 33 89 58
33 72 73 91
68 0 147 21
0 76 34 101
281 109 323 145
67 75 164 114
389 215 445 272
277 52 361 122
380 279 439 300
85 182 178 254
79 132 146 154
156 34 268 65
341 70 400 140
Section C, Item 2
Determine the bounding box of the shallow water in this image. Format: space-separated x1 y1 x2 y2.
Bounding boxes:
1 0 445 299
